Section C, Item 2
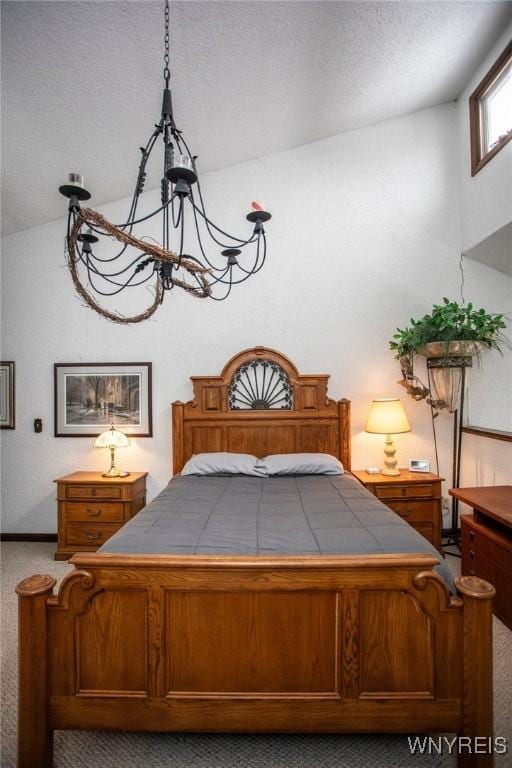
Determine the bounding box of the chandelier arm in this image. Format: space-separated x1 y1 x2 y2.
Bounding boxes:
204 265 230 286
112 190 178 229
75 208 210 275
83 256 156 297
178 132 251 246
68 246 211 326
177 197 185 265
128 128 162 210
162 193 168 253
181 133 261 246
208 266 234 302
73 233 155 280
77 241 132 264
170 189 180 228
210 235 267 286
67 243 164 324
231 234 267 278
188 199 230 271
190 196 252 247
76 128 163 268
79 249 156 279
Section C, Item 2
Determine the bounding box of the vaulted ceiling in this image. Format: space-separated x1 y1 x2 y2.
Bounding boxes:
2 0 511 235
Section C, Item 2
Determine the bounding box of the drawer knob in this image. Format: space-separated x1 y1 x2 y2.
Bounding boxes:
401 488 406 496
469 550 475 560
87 508 102 517
400 509 410 517
469 531 475 540
86 532 100 540
91 489 97 497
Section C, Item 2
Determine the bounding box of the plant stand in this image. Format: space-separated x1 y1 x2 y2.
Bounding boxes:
427 358 472 556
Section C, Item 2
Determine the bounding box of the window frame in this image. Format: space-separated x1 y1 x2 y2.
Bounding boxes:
469 40 512 176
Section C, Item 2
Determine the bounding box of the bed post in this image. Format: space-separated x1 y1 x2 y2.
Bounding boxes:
172 401 185 475
16 574 56 768
338 398 351 471
455 575 495 768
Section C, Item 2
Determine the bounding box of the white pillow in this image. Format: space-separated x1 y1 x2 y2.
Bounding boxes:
181 452 268 477
259 452 344 476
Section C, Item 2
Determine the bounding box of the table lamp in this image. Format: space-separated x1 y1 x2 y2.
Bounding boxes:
94 424 130 477
365 398 411 476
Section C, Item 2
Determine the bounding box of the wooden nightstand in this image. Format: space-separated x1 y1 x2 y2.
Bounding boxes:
351 470 443 550
54 471 147 560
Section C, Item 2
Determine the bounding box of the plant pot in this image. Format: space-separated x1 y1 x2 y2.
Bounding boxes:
416 340 485 359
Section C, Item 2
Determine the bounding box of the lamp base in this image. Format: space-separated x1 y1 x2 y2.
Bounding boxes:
101 468 130 478
380 468 401 477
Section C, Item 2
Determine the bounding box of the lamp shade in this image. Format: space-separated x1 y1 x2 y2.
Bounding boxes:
365 399 411 435
94 425 130 449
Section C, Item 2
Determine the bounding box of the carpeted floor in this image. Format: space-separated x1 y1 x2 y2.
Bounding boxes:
1 543 511 768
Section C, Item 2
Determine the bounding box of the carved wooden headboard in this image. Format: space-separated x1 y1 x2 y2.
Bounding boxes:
171 346 351 474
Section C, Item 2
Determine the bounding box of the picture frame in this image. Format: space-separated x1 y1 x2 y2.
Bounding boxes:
408 458 430 473
54 363 152 437
0 361 15 429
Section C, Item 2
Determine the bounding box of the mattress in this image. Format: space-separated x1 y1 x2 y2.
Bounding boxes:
100 473 454 588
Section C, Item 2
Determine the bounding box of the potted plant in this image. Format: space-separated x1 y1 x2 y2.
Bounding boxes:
389 298 508 411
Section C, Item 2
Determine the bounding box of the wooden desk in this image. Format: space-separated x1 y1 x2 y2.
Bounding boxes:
450 485 512 629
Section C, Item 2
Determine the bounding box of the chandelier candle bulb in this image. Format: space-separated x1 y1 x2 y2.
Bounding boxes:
58 172 91 202
166 154 197 185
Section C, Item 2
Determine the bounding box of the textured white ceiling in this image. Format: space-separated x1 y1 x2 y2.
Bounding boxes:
2 0 511 235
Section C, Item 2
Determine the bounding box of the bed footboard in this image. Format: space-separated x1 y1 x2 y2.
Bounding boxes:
16 554 495 768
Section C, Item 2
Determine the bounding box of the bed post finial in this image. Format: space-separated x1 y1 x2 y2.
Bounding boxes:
16 574 56 768
455 575 495 768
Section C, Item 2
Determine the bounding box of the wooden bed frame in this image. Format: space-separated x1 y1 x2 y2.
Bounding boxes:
17 347 495 767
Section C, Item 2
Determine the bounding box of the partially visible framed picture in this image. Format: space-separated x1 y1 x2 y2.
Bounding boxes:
54 363 152 437
0 362 15 429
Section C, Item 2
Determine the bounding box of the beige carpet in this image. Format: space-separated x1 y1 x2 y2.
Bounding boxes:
1 543 511 768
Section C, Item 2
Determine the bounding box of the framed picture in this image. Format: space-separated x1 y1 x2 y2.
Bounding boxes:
0 362 15 429
54 363 152 437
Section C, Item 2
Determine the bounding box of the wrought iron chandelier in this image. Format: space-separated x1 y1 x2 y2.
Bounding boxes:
59 0 271 323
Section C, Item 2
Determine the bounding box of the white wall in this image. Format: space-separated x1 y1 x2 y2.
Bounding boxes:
457 22 512 253
455 22 512 493
2 102 511 532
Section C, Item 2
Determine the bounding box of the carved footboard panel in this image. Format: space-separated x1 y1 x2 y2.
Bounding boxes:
17 553 495 768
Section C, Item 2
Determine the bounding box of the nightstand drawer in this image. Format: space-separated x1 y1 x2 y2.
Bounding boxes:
63 502 125 523
65 522 120 547
386 500 435 522
66 485 122 500
375 483 434 499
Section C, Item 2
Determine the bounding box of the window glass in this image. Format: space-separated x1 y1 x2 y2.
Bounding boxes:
481 61 512 154
469 41 512 175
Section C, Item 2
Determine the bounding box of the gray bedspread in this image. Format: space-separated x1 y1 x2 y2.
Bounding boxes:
100 473 454 589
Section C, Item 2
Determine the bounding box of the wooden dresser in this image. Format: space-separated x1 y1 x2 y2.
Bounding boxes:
352 470 443 550
451 485 512 630
54 471 147 560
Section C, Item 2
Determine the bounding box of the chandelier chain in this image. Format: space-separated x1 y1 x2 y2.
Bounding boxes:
164 0 170 86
